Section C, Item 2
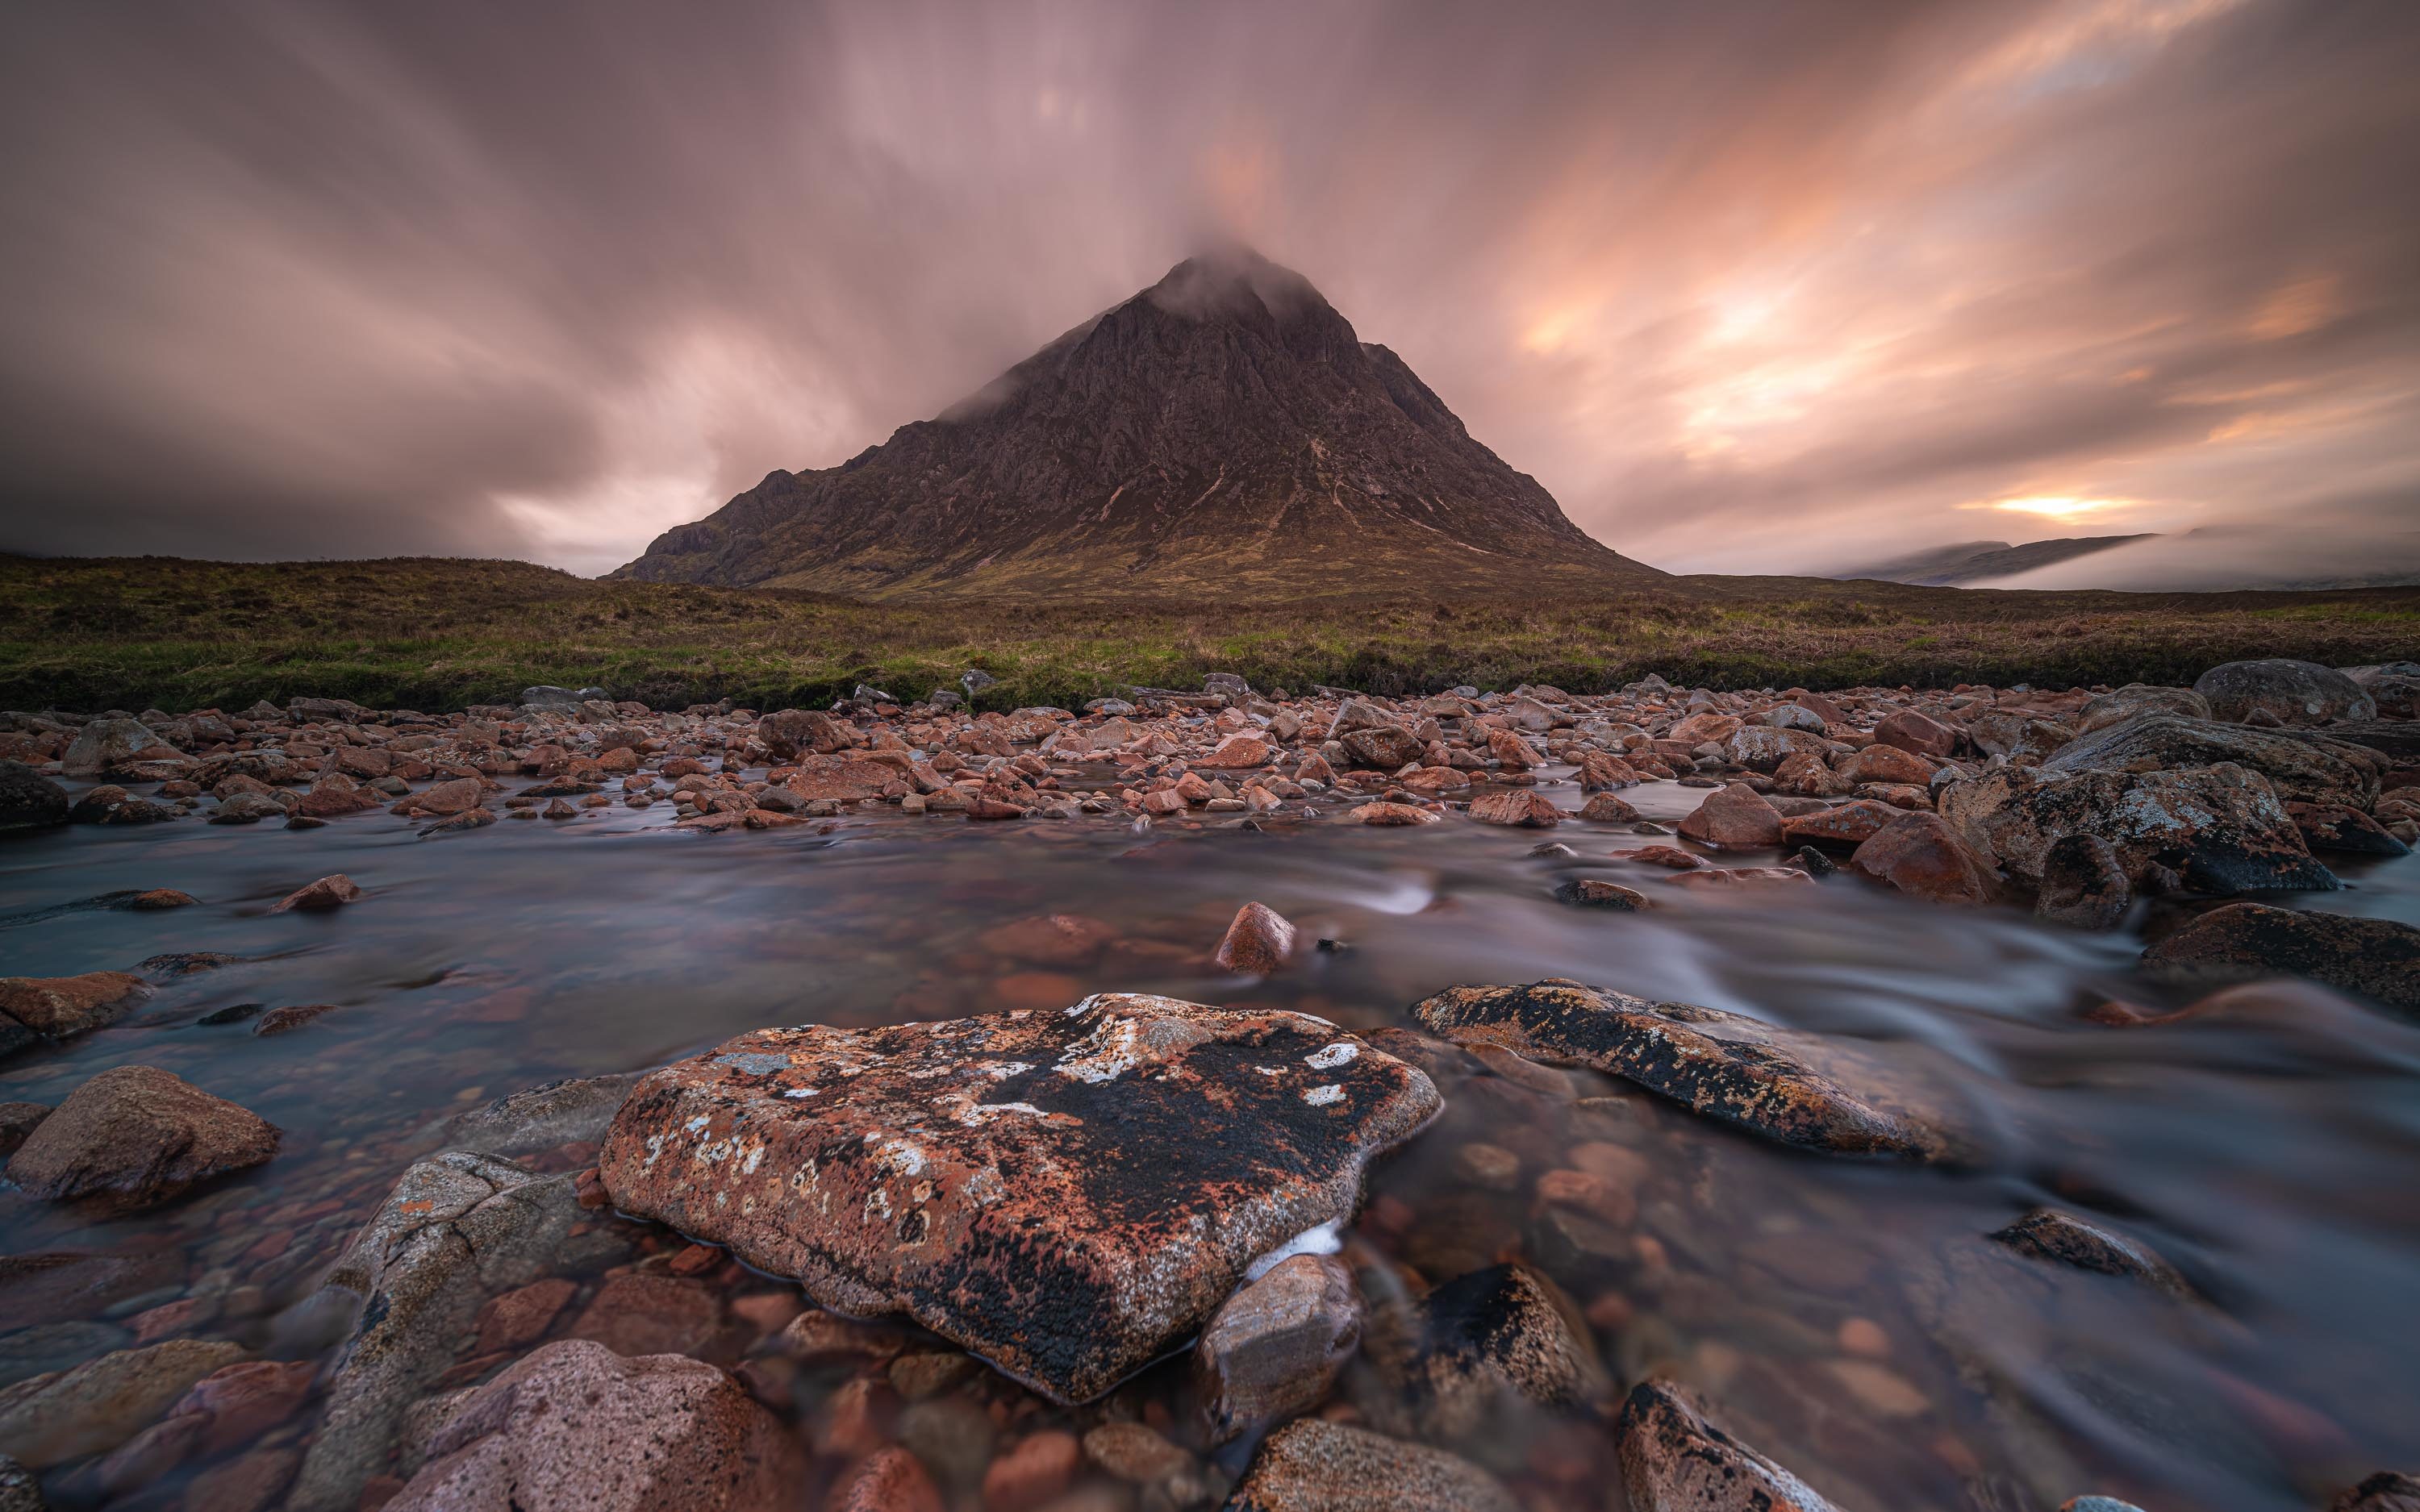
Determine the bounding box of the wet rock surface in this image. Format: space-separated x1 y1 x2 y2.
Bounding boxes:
599 993 1439 1402
1992 1208 2195 1299
1195 1252 1360 1443
1412 981 1964 1160
1617 1379 1846 1512
386 1339 800 1512
1360 1261 1605 1439
2143 903 2420 1014
0 1337 248 1468
4 1066 277 1210
1942 762 2339 896
1223 1417 1520 1512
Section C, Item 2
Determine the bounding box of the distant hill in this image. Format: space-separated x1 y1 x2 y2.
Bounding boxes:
1833 535 2155 586
610 250 1659 599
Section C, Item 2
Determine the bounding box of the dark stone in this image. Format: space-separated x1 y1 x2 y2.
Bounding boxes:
598 993 1439 1403
2289 801 2410 856
1991 1209 2194 1298
2331 1472 2420 1512
1412 980 1965 1161
2143 903 2420 1014
1363 1263 1606 1439
1617 1379 1843 1512
0 762 69 835
2043 712 2383 810
1554 878 1649 910
2193 659 2375 727
1942 763 2338 896
2035 834 2131 930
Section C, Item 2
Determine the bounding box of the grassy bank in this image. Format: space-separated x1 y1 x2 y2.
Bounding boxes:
3 554 2415 713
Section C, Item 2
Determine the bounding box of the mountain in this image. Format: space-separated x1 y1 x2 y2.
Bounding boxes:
610 251 1656 598
1832 535 2155 587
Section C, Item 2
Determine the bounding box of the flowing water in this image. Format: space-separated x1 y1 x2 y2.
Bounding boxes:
5 769 2418 1510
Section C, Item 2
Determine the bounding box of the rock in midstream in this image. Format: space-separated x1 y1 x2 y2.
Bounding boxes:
2142 903 2420 1015
1617 1379 1846 1512
1223 1417 1520 1512
1412 980 1968 1161
597 993 1440 1403
1355 1261 1608 1440
2042 712 2385 810
1940 762 2339 895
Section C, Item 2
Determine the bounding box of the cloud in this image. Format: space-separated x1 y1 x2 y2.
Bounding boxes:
0 0 2414 579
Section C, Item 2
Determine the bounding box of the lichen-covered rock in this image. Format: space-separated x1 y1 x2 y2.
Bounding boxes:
2143 903 2420 1014
1939 763 2339 895
2194 658 2376 727
1991 1209 2194 1299
599 994 1439 1403
2043 712 2383 810
1195 1253 1360 1443
416 1073 642 1156
5 1066 276 1210
1617 1380 1844 1512
1337 725 1423 770
385 1340 801 1512
757 706 855 758
286 1153 624 1512
1412 981 1963 1161
2331 1472 2420 1512
1223 1418 1518 1512
2289 801 2411 856
61 717 182 778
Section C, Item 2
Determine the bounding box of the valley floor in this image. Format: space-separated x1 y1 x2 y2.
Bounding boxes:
4 553 2418 714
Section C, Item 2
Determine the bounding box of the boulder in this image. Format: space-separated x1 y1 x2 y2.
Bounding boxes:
1361 1263 1604 1439
1338 725 1424 770
286 1153 621 1512
1555 879 1650 910
0 1338 248 1469
0 971 152 1043
2342 663 2420 719
1577 792 1640 823
1354 802 1439 826
1575 750 1642 791
1843 743 1934 787
1617 1379 1843 1512
2143 904 2420 1014
1195 1253 1360 1443
385 1340 802 1512
2078 683 2210 734
1850 813 2001 906
1198 733 1278 769
1939 763 2338 895
1779 799 1898 849
1468 789 1561 828
69 785 178 823
2043 712 2381 810
784 756 898 803
1676 783 1784 848
757 707 854 758
2194 659 2376 726
1964 710 2076 762
1225 1418 1517 1512
1213 902 1297 975
5 1066 277 1209
0 762 69 834
1723 726 1825 773
1872 709 1958 759
61 717 182 777
1412 981 1963 1160
597 994 1439 1403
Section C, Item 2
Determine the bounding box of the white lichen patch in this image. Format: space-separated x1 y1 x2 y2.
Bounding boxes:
1303 1084 1345 1106
1305 1042 1358 1069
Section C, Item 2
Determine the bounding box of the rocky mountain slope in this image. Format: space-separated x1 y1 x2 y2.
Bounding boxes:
609 251 1656 598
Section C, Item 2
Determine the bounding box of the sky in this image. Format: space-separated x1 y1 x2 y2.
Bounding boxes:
1 0 2415 581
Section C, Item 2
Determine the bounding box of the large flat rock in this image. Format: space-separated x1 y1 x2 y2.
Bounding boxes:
599 993 1440 1402
1412 980 1965 1161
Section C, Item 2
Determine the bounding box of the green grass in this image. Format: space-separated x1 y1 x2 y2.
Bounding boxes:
4 554 2417 714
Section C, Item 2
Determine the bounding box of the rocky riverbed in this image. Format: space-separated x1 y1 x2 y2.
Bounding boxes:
2 658 2418 1511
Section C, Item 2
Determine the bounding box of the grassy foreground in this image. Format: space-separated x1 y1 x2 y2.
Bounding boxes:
4 554 2416 714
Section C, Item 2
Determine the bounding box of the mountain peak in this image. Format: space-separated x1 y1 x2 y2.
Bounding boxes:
610 259 1657 599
